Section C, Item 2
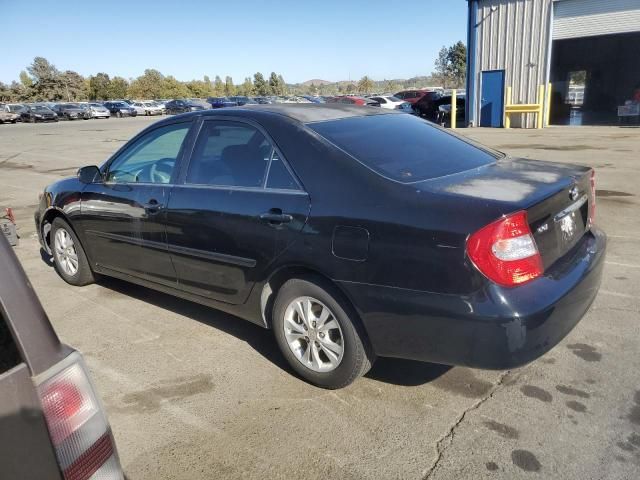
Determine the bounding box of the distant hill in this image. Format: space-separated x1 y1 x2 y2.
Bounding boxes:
301 79 332 86
287 74 449 95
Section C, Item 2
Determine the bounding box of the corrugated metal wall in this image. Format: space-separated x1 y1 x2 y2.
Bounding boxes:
553 0 640 40
474 0 552 128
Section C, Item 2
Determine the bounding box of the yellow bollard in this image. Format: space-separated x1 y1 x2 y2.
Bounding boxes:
536 84 545 129
505 86 512 128
545 83 552 127
451 89 457 129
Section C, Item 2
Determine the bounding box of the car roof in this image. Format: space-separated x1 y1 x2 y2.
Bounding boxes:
199 104 399 123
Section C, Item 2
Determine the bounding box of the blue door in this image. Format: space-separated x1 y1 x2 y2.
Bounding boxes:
480 70 505 127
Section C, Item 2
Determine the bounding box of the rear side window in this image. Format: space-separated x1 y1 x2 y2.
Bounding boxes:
187 122 271 188
266 150 298 190
309 114 498 183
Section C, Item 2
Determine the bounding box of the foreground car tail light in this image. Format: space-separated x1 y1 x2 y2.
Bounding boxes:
588 169 596 228
467 211 543 287
36 352 123 480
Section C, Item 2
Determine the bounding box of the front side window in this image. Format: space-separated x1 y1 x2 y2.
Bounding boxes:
106 123 190 184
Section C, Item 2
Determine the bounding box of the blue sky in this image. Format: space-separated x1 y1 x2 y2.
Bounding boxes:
1 0 468 84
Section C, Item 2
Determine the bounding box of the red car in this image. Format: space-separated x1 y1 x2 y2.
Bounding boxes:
326 96 378 106
394 89 434 105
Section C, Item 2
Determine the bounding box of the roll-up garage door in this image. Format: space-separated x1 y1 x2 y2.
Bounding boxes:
553 0 640 40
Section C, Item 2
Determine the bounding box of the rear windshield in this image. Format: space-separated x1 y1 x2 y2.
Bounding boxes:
309 114 499 182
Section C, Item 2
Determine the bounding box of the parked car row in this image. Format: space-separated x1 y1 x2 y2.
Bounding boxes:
0 99 171 124
2 89 465 126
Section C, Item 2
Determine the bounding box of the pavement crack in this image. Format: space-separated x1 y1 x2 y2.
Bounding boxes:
422 370 511 480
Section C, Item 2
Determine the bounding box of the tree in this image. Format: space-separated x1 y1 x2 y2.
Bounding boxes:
19 70 33 88
108 76 129 99
89 73 111 100
185 79 212 98
277 74 287 95
239 77 254 96
357 75 374 94
9 81 29 101
60 70 88 101
224 76 235 96
268 72 286 96
213 75 224 95
128 69 164 99
345 82 356 94
0 82 11 102
253 72 269 96
161 76 189 99
27 57 64 101
384 80 398 94
434 41 466 88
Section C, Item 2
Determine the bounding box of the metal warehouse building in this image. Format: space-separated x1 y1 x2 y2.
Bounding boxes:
466 0 640 127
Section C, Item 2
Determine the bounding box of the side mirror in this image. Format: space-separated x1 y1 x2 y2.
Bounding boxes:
77 165 101 184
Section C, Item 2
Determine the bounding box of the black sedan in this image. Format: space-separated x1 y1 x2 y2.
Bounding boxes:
51 103 90 120
20 105 58 123
206 96 237 109
165 99 206 114
34 105 605 389
103 101 137 118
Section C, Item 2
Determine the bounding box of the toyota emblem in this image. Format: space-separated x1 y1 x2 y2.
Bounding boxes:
569 186 579 201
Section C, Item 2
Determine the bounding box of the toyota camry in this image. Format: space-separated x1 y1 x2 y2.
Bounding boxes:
34 105 606 388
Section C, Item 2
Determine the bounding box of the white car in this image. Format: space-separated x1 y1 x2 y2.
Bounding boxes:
151 100 166 113
88 103 111 119
131 101 164 116
368 96 413 112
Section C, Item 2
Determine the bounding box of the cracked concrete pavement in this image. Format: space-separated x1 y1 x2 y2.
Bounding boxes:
1 117 639 479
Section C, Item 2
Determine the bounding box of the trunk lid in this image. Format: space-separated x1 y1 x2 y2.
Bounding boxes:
422 157 594 269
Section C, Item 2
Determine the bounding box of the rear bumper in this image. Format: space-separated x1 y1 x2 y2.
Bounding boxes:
338 228 606 369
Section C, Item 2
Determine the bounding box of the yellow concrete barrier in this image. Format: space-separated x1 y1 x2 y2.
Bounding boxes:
504 85 546 129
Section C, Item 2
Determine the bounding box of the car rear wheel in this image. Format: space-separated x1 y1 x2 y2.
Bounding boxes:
272 277 375 389
51 218 95 286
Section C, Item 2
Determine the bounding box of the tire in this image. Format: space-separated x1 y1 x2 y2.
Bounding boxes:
116 111 122 118
272 276 375 389
50 217 95 286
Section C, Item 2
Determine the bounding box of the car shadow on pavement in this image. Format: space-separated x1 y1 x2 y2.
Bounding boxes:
39 251 454 387
94 276 295 374
365 358 452 386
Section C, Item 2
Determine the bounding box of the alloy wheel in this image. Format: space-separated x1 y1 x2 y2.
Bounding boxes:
54 228 79 276
283 296 344 372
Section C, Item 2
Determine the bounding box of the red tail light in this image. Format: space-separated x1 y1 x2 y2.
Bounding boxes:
588 169 596 228
36 352 123 480
467 211 543 287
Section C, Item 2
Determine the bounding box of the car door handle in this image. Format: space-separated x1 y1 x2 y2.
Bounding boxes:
260 209 293 225
143 199 161 213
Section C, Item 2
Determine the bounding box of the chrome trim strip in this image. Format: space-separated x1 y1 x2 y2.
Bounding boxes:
85 230 256 268
554 194 588 222
167 244 256 268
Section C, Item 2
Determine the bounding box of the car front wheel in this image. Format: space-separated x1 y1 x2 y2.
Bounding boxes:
272 277 375 389
51 217 95 286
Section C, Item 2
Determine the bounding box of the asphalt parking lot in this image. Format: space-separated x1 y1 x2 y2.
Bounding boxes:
1 117 639 479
